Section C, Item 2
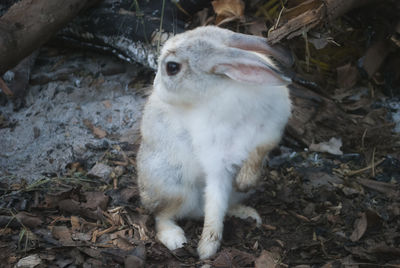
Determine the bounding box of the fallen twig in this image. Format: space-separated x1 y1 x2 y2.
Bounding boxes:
357 178 399 199
347 158 385 176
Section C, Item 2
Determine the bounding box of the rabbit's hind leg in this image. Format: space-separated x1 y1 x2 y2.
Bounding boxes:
235 143 276 192
155 198 187 250
227 204 262 226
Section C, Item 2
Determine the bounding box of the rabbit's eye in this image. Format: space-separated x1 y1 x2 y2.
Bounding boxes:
166 61 181 76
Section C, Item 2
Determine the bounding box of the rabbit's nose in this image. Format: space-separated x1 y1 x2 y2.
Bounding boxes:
227 33 293 68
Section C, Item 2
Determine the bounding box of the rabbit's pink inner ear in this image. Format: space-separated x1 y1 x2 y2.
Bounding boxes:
213 63 284 85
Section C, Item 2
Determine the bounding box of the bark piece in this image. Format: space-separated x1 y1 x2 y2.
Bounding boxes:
268 0 376 44
0 0 99 75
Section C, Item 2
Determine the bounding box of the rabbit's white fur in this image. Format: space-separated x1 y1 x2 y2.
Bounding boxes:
137 26 291 259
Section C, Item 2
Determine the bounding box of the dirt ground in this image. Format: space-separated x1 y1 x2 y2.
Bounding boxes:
0 46 399 268
1 1 400 267
1 136 400 268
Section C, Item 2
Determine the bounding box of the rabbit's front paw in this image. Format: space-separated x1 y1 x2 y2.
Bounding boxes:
198 238 220 260
197 230 221 259
157 225 187 250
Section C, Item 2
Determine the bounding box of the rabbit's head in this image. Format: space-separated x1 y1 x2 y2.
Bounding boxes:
154 26 292 106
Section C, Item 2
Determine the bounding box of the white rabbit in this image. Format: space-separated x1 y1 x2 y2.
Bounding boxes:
137 26 292 259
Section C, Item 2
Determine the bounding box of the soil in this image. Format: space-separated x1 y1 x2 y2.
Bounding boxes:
0 45 399 268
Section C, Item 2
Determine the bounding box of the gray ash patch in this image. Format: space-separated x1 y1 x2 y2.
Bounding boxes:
0 47 151 183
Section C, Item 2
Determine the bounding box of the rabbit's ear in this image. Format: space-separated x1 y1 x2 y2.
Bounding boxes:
228 33 294 67
209 48 290 85
212 63 281 84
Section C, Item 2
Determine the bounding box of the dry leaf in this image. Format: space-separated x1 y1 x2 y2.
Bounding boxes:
58 199 98 220
255 250 279 268
248 19 268 36
212 248 254 267
92 126 107 139
51 226 73 243
83 191 109 211
362 40 391 77
102 100 112 109
309 37 329 50
106 115 113 123
212 0 245 24
350 212 367 242
320 262 333 268
83 119 107 139
70 216 80 231
15 212 43 228
194 8 211 26
388 202 400 216
114 237 135 251
16 254 42 268
337 63 359 89
0 77 13 97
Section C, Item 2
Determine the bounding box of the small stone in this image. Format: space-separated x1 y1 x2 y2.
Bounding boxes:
124 255 144 268
88 163 112 181
113 166 125 177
